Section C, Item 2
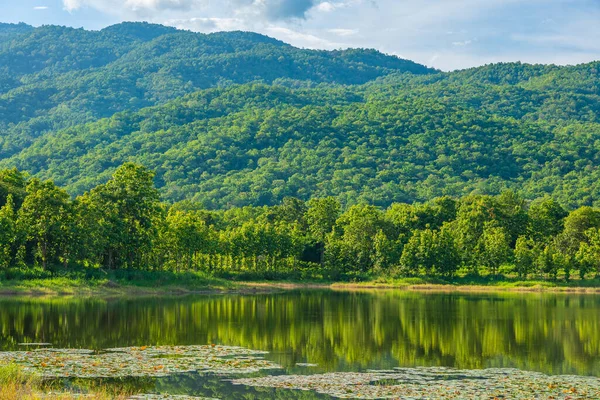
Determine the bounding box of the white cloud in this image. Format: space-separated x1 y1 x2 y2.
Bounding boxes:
33 6 49 10
265 26 341 49
315 2 337 12
328 28 358 37
312 0 365 13
166 17 247 32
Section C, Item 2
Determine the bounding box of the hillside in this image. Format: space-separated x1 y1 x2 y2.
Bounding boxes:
0 22 433 158
0 23 599 208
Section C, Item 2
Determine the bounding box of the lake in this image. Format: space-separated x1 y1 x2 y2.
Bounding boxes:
1 290 599 398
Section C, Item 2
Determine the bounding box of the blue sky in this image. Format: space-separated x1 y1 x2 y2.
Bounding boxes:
2 0 599 71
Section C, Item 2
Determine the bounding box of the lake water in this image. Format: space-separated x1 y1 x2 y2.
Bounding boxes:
1 290 599 398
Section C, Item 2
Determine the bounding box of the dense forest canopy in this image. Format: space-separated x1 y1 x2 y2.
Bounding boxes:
1 163 600 282
0 22 599 208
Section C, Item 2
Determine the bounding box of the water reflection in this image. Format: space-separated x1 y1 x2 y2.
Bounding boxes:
1 290 599 377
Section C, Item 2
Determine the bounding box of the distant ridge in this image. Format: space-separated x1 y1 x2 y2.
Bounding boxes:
0 22 34 40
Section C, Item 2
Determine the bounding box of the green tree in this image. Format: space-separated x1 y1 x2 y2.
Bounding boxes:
400 227 459 277
478 223 512 276
514 236 536 279
162 209 210 272
373 229 399 274
556 207 600 277
306 197 341 266
84 163 161 269
0 168 27 208
452 195 498 271
576 228 600 279
536 243 560 280
527 197 567 241
495 190 529 245
17 179 72 269
0 195 16 269
275 197 307 228
336 205 386 273
436 225 461 277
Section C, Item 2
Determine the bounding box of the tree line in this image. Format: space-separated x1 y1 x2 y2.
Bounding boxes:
2 162 600 282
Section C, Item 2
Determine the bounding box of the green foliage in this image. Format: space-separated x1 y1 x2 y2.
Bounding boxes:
0 22 432 160
400 227 459 277
528 197 568 242
0 163 599 283
576 228 600 279
0 195 16 269
80 163 162 269
477 223 512 275
17 179 72 269
0 23 600 282
514 236 536 279
0 24 599 209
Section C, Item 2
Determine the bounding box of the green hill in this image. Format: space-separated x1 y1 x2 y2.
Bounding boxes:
0 23 599 208
0 22 433 158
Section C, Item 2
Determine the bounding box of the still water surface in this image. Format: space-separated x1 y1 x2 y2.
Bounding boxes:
1 290 599 397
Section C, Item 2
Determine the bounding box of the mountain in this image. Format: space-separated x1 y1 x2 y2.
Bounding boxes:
0 22 434 159
0 23 599 209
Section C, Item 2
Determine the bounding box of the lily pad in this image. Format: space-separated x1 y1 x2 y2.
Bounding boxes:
231 367 600 399
129 395 219 400
0 345 281 379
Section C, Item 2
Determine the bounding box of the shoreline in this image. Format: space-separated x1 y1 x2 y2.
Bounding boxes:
2 278 600 297
329 282 600 294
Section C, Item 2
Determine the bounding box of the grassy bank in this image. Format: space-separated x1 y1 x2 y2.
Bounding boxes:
0 269 236 296
3 270 600 296
330 276 600 293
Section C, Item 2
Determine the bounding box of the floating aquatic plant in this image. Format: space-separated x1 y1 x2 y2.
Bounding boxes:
231 367 600 399
129 395 219 399
7 345 600 399
0 345 280 379
38 393 218 399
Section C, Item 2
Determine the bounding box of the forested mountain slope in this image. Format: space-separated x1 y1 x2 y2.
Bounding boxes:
0 23 599 208
0 22 433 158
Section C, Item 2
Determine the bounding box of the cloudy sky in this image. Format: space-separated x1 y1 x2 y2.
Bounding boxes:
2 0 599 71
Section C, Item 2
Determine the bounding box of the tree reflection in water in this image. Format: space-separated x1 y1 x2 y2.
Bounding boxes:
1 291 599 378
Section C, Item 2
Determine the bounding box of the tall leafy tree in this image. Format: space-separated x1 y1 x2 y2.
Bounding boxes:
514 236 537 279
400 227 459 277
576 228 600 279
307 197 341 266
84 163 161 269
477 223 512 276
452 195 498 271
0 168 27 208
17 179 72 269
0 195 16 269
336 205 386 273
528 197 568 241
556 206 600 259
162 210 210 272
